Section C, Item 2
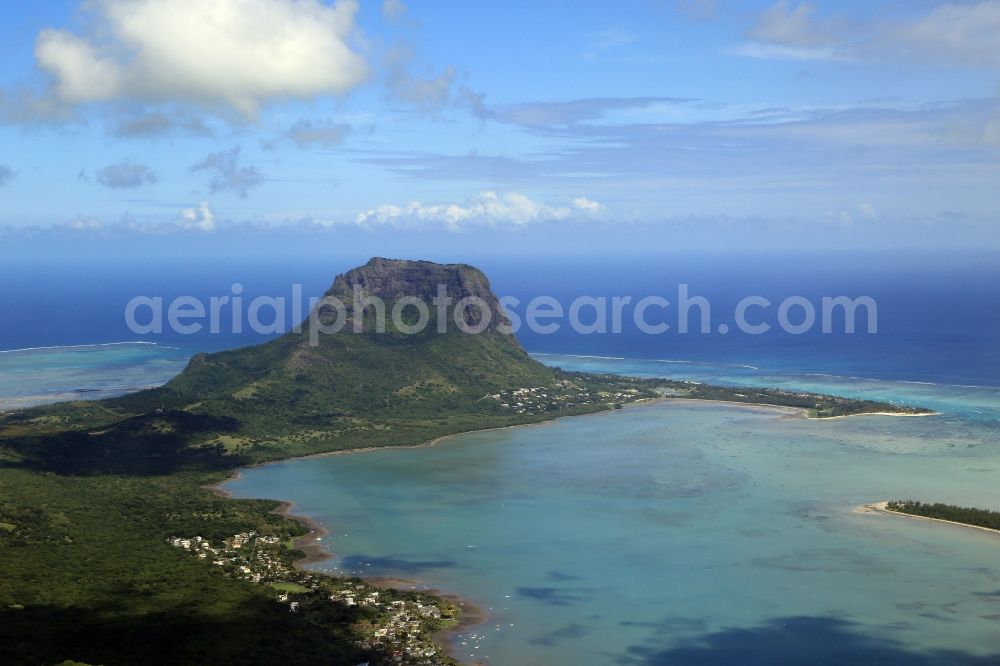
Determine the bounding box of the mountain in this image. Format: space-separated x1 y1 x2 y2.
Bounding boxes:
1 257 921 475
123 257 559 421
165 258 541 381
2 258 651 473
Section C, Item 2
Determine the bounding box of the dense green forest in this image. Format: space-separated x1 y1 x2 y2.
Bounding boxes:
0 467 386 664
886 501 1000 531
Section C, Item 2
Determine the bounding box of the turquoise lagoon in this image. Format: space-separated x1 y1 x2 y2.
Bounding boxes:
225 356 1000 665
0 342 189 411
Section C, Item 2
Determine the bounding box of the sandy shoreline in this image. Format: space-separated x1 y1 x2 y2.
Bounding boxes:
857 501 1000 537
816 410 939 421
644 397 936 421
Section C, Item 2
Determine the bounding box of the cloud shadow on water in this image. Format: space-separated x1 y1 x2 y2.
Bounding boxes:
528 622 593 647
516 586 592 606
339 554 455 574
545 569 581 582
616 616 1000 665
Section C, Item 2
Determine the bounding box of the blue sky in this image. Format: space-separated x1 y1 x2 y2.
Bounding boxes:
1 0 999 256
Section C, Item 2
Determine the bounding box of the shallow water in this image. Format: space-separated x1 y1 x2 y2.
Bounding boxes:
7 342 999 663
226 381 1000 664
0 342 189 410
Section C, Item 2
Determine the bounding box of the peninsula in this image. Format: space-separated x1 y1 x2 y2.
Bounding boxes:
0 258 930 665
863 500 1000 535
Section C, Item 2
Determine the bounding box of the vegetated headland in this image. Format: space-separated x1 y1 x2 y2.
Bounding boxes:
864 500 1000 535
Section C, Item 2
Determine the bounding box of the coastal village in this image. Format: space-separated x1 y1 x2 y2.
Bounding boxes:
169 532 459 665
487 378 646 415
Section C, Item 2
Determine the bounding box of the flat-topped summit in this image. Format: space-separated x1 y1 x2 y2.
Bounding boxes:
327 257 490 301
323 257 509 333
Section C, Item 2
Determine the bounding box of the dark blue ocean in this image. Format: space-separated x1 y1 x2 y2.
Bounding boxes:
2 252 998 387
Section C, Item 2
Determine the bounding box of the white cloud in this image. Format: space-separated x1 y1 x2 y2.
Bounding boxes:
388 63 455 111
572 197 604 213
42 206 218 234
0 165 15 188
828 202 878 227
287 118 352 148
353 191 603 230
178 202 216 232
731 41 835 61
381 0 406 21
95 160 158 189
190 146 264 197
0 85 76 125
463 95 691 128
56 216 105 232
857 202 877 220
384 45 457 112
34 0 368 118
740 1 1000 68
674 0 718 21
892 2 1000 68
747 1 833 49
110 109 212 138
984 118 1000 146
583 29 637 60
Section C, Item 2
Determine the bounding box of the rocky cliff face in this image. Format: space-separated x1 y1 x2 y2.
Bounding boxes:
322 257 511 332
